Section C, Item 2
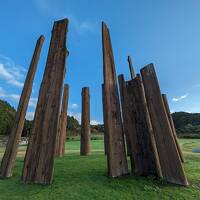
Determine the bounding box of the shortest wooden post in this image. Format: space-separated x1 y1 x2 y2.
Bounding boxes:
80 87 91 155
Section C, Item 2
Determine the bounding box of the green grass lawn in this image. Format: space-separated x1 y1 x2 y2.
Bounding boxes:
0 139 200 200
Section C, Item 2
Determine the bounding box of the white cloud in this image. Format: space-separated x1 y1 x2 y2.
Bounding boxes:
0 54 26 88
26 112 35 120
91 120 101 125
69 103 78 109
68 111 81 124
28 98 38 108
172 94 189 102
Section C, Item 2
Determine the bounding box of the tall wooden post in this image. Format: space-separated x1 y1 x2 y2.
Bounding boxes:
0 35 44 178
80 87 91 155
162 94 184 162
118 74 131 156
102 22 128 177
140 64 188 186
55 84 69 157
22 19 68 184
125 74 162 177
127 56 135 79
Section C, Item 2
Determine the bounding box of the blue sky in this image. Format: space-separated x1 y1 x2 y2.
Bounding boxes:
0 0 200 124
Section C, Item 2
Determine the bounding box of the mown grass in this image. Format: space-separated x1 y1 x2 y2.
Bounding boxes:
0 139 199 200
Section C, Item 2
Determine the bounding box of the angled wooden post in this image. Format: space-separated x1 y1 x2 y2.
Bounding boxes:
118 74 131 156
22 19 68 184
102 22 128 177
140 64 188 186
125 74 162 177
80 87 91 155
0 35 44 178
162 94 184 162
128 56 135 79
55 84 69 157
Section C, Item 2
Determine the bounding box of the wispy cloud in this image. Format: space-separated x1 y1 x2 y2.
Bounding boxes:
69 103 78 109
0 87 37 108
91 120 102 125
0 54 26 88
172 93 189 102
68 111 81 124
26 112 35 120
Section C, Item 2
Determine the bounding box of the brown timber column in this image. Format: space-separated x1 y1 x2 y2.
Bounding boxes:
125 74 162 177
140 63 188 186
162 94 184 163
0 35 44 178
127 56 135 79
102 22 128 177
118 74 131 156
80 87 91 155
55 84 69 157
22 19 68 184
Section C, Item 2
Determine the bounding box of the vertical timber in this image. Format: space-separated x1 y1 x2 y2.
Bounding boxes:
140 63 188 186
22 19 68 184
55 84 69 157
80 87 91 155
125 75 162 177
0 35 44 178
127 56 135 79
102 22 128 177
162 94 184 163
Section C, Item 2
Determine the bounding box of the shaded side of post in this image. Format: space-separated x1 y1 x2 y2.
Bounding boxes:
0 35 44 178
80 87 91 155
140 63 188 186
125 74 162 177
102 22 128 177
127 56 135 79
22 19 68 185
118 74 131 156
55 84 69 157
162 94 184 163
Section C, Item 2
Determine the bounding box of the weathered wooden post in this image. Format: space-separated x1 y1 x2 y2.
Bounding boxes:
55 84 69 157
125 74 162 177
127 56 135 79
80 87 91 155
22 19 68 184
0 35 44 178
118 74 131 156
102 22 128 177
140 63 188 186
102 84 108 155
162 94 184 162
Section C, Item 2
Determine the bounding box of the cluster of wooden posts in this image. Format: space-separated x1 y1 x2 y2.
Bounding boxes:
102 22 188 186
0 18 188 186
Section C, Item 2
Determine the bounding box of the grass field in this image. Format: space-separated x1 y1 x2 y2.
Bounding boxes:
0 139 199 200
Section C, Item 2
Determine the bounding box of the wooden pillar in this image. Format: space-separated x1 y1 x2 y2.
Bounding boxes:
22 19 68 185
102 84 108 155
102 22 128 177
125 74 162 177
118 74 131 156
55 84 69 157
0 35 44 178
162 94 184 163
140 63 188 186
127 56 135 79
80 87 91 155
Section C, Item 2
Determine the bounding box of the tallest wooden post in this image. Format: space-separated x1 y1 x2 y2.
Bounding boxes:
102 22 128 177
22 19 69 185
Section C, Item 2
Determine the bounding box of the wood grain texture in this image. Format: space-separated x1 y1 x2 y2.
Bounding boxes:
0 35 44 178
22 19 68 184
127 56 135 79
141 63 188 186
55 84 69 157
102 22 128 177
80 87 91 155
125 74 162 177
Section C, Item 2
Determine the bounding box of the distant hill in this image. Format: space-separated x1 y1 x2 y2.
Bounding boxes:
0 99 200 138
172 112 200 138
